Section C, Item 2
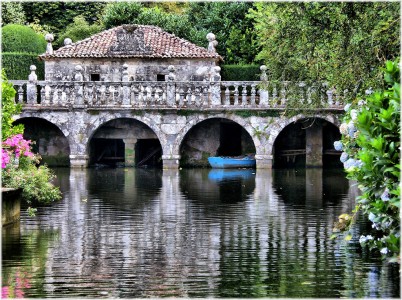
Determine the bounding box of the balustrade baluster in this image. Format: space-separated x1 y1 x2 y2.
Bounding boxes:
272 85 278 107
18 85 24 104
224 84 230 106
250 84 256 107
39 85 46 105
132 84 139 106
280 83 287 107
242 84 247 106
57 87 63 106
233 84 239 106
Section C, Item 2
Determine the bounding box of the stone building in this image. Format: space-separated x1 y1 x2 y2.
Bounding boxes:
39 24 222 82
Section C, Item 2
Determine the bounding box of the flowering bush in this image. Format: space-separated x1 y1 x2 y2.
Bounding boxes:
1 70 61 210
2 134 34 169
333 60 400 262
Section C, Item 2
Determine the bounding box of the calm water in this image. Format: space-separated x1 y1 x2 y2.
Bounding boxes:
2 168 400 298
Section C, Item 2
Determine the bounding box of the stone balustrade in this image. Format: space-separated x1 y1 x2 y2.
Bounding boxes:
10 65 344 110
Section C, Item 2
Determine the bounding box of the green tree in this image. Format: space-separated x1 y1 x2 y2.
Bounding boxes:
0 2 26 25
1 24 46 79
248 2 400 93
21 1 106 36
55 16 103 48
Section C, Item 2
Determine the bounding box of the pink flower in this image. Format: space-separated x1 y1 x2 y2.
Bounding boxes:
2 286 9 298
1 149 11 169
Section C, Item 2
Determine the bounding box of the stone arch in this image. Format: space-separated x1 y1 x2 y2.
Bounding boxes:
268 114 341 168
13 116 71 166
266 114 340 156
176 115 257 167
87 114 163 167
173 114 259 157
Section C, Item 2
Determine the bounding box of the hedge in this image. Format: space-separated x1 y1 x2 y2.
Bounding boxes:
2 24 46 54
220 64 261 81
2 53 44 80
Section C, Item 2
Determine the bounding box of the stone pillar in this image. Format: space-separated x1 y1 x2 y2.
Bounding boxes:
74 65 84 106
2 188 21 226
162 155 180 169
123 138 137 167
69 154 89 168
210 66 221 107
305 123 323 167
27 65 38 105
166 65 176 106
122 63 130 106
259 65 269 106
255 154 273 169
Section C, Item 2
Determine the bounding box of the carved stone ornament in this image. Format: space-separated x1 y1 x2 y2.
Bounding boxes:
108 26 152 56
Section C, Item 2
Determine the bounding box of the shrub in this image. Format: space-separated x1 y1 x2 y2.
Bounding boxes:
2 24 46 54
1 53 45 80
220 65 261 81
333 60 400 262
55 16 103 48
1 71 62 210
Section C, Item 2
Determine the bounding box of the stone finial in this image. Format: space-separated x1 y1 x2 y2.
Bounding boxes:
260 65 268 81
74 65 83 81
28 65 37 82
206 32 218 53
211 66 221 81
45 33 54 55
167 65 176 82
122 63 129 82
64 38 72 47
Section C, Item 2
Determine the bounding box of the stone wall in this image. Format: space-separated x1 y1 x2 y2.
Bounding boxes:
44 58 217 82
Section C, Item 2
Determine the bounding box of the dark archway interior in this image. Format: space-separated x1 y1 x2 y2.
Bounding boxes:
90 138 125 166
13 118 70 166
88 118 162 168
180 118 256 168
273 118 342 168
136 139 162 167
273 121 306 168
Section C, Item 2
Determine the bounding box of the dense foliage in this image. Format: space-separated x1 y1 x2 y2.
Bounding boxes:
21 1 106 36
1 70 23 140
221 65 260 81
333 60 400 262
1 24 46 79
1 71 61 209
55 16 103 48
101 1 257 64
2 53 45 80
248 2 400 92
2 24 46 53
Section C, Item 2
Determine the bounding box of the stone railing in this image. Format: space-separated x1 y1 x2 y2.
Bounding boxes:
10 65 345 110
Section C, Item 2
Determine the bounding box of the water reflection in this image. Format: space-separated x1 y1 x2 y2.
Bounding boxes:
1 168 399 298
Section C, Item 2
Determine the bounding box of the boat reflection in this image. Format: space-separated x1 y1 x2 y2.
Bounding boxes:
208 169 255 183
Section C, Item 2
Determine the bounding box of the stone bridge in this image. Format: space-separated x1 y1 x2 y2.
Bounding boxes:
11 66 344 169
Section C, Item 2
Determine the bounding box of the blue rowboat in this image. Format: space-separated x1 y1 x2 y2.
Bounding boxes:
208 156 256 169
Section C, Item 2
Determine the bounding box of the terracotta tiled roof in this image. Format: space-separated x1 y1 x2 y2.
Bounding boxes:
40 24 222 60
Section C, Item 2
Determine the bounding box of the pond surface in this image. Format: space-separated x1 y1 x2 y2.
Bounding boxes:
2 168 400 298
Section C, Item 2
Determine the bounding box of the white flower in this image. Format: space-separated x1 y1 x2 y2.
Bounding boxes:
334 140 343 151
380 247 388 255
340 123 348 135
350 109 358 121
380 188 390 201
344 103 352 111
368 212 376 222
358 99 366 106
